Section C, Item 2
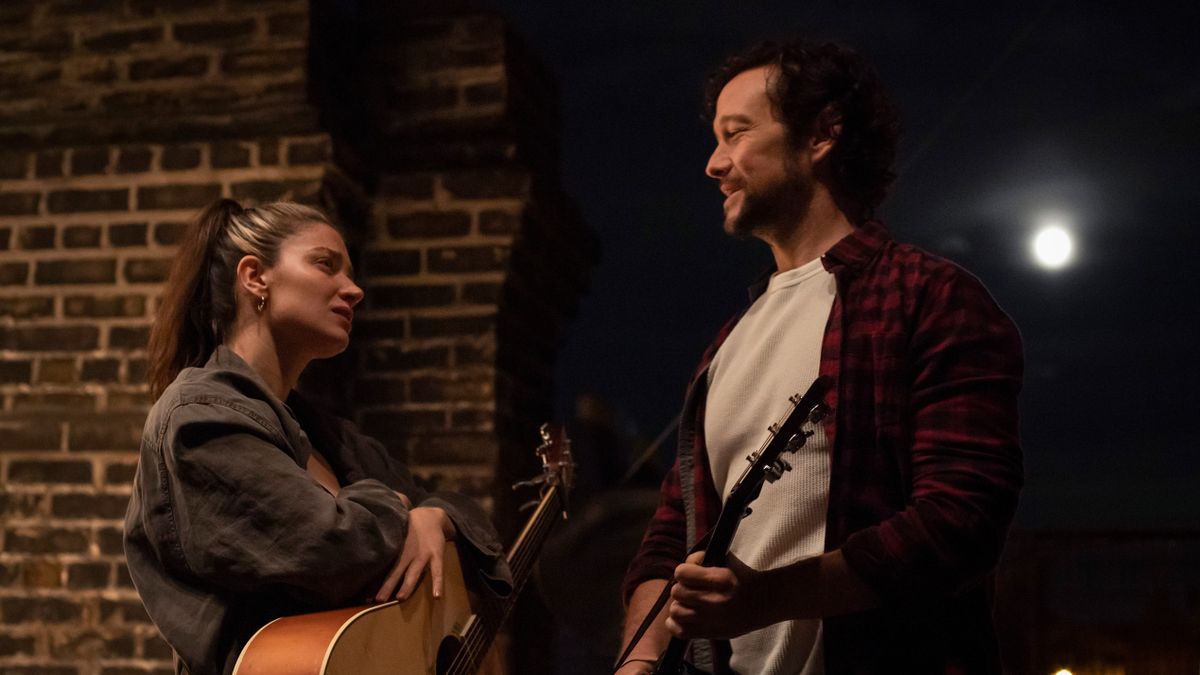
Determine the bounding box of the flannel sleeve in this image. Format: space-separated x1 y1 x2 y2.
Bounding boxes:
621 457 689 605
840 266 1024 602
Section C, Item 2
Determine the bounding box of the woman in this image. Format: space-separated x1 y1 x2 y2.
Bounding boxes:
124 199 511 675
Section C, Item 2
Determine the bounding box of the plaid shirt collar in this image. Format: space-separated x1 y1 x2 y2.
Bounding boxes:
746 220 892 300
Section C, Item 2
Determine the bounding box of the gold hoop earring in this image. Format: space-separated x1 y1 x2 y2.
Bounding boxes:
256 295 267 313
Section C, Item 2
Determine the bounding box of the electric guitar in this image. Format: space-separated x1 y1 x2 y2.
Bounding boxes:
647 376 832 675
233 424 573 675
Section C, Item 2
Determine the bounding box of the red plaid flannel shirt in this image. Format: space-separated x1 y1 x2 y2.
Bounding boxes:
622 221 1023 673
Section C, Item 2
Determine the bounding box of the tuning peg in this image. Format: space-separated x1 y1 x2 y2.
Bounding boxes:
512 475 547 491
809 403 831 423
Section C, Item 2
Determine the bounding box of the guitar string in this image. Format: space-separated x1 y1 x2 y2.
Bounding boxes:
448 487 564 675
448 492 558 675
455 488 561 673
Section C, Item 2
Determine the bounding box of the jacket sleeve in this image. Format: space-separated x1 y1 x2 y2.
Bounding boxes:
149 400 409 607
330 416 514 596
840 267 1024 602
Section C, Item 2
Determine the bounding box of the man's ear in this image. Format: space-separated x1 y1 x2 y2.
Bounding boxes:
810 104 842 164
235 254 269 300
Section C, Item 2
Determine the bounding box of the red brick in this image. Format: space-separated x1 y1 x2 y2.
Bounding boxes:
81 358 121 383
411 314 495 338
462 281 502 304
129 55 209 81
0 418 62 449
0 191 40 215
408 432 498 464
363 249 420 276
0 360 34 384
124 258 172 283
36 149 64 177
109 325 150 350
65 295 146 318
0 596 82 623
153 221 186 245
10 325 101 350
0 262 28 285
0 296 54 319
267 12 307 38
160 144 202 170
368 283 455 309
64 224 102 248
362 345 449 371
379 174 434 199
71 146 111 175
17 225 54 249
3 527 90 553
116 145 153 173
442 170 528 199
174 18 257 44
47 188 128 214
411 374 493 403
69 415 143 450
221 47 305 75
138 183 221 210
82 26 164 52
285 138 330 165
211 141 251 168
52 493 130 519
386 211 470 239
67 562 111 589
428 245 510 273
479 209 520 235
35 259 117 284
38 358 77 384
109 222 148 247
0 150 28 178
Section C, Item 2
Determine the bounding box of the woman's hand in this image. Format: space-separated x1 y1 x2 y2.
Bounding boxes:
375 506 456 603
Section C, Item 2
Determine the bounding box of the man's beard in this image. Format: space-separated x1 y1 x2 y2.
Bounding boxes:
724 163 813 239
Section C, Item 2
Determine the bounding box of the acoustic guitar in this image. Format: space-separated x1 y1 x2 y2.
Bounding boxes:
234 424 573 675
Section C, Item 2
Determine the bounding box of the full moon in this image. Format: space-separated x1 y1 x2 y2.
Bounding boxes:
1032 225 1074 269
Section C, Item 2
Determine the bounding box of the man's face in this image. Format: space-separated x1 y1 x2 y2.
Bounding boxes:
706 66 812 237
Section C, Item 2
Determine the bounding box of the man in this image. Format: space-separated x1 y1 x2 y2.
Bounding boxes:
617 40 1023 674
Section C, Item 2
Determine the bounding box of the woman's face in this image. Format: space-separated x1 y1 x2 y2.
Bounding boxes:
261 222 363 360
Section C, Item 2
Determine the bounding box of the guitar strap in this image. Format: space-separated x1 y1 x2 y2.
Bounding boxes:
612 531 712 673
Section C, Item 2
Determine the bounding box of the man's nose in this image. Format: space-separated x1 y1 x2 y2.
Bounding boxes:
705 145 730 179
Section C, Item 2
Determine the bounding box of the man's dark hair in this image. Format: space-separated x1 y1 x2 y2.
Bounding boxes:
705 40 900 215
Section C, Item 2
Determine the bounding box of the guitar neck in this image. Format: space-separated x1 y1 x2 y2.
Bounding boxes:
448 484 565 675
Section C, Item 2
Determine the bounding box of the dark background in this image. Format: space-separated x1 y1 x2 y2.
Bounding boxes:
481 0 1200 531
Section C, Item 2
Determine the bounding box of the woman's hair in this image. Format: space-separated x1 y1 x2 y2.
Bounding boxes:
147 199 333 398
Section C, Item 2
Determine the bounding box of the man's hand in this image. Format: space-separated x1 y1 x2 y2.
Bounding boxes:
665 551 772 640
375 506 456 603
613 659 657 674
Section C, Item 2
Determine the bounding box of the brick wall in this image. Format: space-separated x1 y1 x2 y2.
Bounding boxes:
0 2 593 673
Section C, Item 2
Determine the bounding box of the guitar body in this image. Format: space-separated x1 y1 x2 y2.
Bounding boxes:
233 544 504 675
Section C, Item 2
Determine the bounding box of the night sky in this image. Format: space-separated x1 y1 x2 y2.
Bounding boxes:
480 0 1200 530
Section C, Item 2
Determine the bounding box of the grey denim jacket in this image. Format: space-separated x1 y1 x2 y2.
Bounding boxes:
124 346 512 675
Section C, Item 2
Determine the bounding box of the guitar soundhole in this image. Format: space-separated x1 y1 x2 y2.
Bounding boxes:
435 635 462 674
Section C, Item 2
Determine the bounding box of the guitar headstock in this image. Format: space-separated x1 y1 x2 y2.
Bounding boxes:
512 424 574 517
535 423 573 493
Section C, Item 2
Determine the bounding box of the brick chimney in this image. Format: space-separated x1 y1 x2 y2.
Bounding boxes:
0 1 594 672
